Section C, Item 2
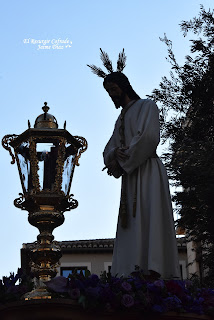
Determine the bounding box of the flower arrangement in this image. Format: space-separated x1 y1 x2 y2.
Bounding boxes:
0 269 33 303
45 268 214 316
0 268 214 317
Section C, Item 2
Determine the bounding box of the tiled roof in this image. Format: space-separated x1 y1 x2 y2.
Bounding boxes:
58 238 114 252
23 237 186 253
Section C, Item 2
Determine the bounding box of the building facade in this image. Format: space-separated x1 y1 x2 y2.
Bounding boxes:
21 237 188 279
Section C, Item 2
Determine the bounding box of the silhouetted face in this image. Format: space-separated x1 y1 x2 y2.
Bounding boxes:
104 82 126 109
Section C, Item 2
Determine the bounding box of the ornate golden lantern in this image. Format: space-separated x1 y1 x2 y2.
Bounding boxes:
2 102 87 299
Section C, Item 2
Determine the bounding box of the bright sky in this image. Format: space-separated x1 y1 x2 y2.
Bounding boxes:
0 0 213 279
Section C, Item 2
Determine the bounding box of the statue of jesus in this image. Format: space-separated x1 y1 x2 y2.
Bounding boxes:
88 50 180 279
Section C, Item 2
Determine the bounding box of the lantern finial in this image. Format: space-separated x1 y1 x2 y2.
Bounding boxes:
42 102 50 114
34 102 58 129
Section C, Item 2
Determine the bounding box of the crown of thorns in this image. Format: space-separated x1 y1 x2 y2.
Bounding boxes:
87 48 126 78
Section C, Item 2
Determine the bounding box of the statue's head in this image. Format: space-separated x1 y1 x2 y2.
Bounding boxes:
103 72 140 108
87 49 140 107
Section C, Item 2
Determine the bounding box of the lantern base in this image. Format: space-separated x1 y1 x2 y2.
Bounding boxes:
23 278 52 300
24 288 52 300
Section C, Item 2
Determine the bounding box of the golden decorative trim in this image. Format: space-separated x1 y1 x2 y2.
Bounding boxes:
28 135 67 194
73 136 88 166
54 137 66 192
14 193 26 209
2 134 18 164
65 194 78 211
39 205 55 211
29 137 40 192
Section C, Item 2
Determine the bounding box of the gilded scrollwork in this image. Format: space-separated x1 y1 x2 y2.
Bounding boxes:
14 193 26 210
29 210 64 223
62 194 78 212
29 137 40 192
14 193 37 211
68 194 78 209
73 136 88 166
30 260 60 278
27 135 66 194
2 134 18 164
54 137 66 192
29 240 62 278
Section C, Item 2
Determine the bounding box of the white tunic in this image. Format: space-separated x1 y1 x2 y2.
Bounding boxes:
103 99 180 279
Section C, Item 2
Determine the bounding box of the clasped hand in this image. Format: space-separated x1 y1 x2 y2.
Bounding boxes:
106 147 129 176
114 146 129 161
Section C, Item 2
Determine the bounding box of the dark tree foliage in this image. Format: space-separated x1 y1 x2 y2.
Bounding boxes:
148 6 214 284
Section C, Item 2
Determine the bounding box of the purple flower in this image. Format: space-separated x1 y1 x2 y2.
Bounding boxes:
46 276 69 293
99 285 114 303
110 277 122 286
85 286 100 299
152 304 164 313
147 283 160 294
121 294 135 308
164 295 182 310
90 274 99 282
6 285 27 295
194 297 204 305
199 297 204 303
154 280 165 288
86 274 100 287
133 278 143 290
121 281 132 292
69 288 80 299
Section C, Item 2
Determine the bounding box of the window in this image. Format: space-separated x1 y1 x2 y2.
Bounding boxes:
61 266 88 277
179 261 187 279
104 262 112 273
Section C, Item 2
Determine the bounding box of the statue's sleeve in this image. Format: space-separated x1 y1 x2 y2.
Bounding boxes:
103 120 123 179
119 100 160 175
103 138 116 166
103 121 119 166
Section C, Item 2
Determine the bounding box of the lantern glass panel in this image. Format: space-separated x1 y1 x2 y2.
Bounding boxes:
17 141 31 192
62 143 76 195
36 142 59 191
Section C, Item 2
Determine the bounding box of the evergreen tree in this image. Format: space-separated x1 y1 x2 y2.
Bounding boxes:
149 6 214 284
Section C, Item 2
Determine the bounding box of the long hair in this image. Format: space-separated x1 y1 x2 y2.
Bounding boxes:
103 72 140 100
